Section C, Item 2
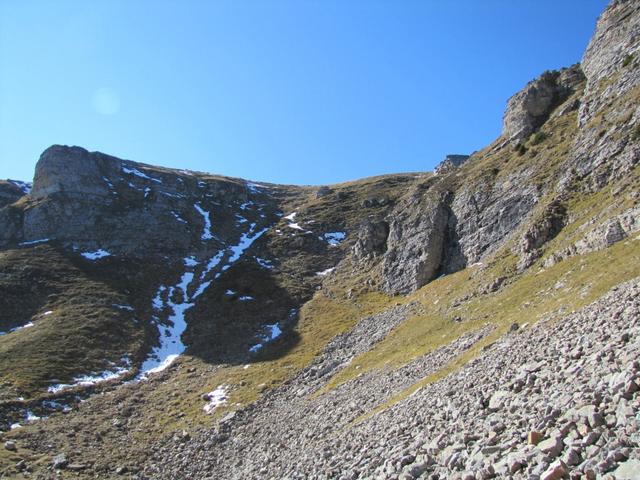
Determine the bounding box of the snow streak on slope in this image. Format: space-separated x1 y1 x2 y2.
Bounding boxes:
194 203 214 240
139 204 272 377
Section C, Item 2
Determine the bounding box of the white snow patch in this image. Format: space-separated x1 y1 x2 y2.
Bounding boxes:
10 423 21 430
194 203 214 240
26 411 41 422
122 166 162 183
113 304 134 311
224 225 269 268
162 192 186 199
172 211 188 224
19 238 50 246
43 311 53 316
225 289 236 295
48 358 131 393
284 212 306 231
141 216 273 376
246 181 270 193
9 180 32 195
322 232 346 246
255 257 273 269
238 295 254 301
203 385 228 414
0 321 35 336
249 323 282 353
81 249 111 260
316 267 335 276
184 256 199 267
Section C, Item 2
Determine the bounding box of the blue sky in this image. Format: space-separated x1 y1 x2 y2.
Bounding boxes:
0 0 607 185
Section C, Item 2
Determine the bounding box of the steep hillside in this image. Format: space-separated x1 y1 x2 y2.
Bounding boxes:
0 0 639 478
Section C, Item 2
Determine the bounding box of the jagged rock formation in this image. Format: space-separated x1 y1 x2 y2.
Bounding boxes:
0 1 639 479
434 154 470 175
502 65 585 143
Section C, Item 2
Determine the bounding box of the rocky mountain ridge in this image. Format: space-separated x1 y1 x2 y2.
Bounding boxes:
0 0 639 478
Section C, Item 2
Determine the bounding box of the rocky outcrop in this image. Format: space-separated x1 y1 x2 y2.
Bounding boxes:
352 219 389 260
503 65 585 143
579 0 640 128
450 173 540 266
31 146 116 200
3 145 273 257
434 154 470 175
545 204 640 267
382 191 450 295
559 0 640 193
0 181 25 208
515 200 567 270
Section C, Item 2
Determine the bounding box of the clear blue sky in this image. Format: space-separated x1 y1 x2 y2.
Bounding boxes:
0 0 607 186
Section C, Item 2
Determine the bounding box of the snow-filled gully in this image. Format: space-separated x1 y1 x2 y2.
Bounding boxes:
139 198 272 378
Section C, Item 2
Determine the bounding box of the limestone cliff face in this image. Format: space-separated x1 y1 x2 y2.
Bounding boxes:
9 145 276 258
568 0 640 191
579 0 640 128
376 0 639 295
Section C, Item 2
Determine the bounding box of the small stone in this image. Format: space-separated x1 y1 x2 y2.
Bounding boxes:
581 431 600 447
4 441 16 451
541 460 569 480
564 448 582 466
538 435 564 458
510 323 520 332
488 390 511 411
528 431 544 445
52 453 68 469
613 459 640 479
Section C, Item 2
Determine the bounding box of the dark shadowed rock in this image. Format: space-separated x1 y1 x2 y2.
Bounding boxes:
0 181 27 208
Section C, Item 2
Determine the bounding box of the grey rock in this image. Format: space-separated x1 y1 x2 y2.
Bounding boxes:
613 459 640 480
434 155 470 175
537 435 564 458
353 219 390 260
383 191 449 294
52 453 68 469
316 186 333 198
502 65 584 142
